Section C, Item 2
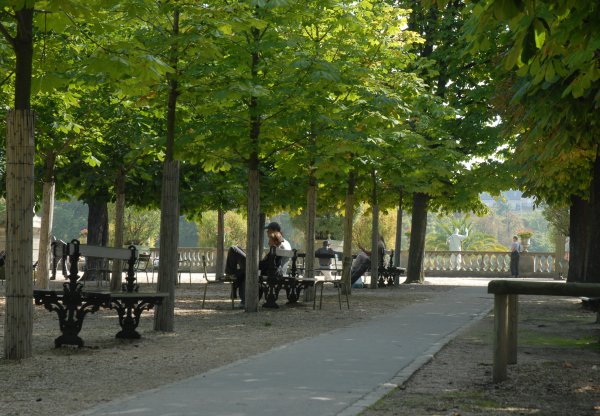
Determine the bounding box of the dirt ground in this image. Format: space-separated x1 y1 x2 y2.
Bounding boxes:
362 296 600 416
1 279 599 416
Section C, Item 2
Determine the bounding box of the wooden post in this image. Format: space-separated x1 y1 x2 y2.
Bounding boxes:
508 294 518 364
4 109 35 359
493 293 509 383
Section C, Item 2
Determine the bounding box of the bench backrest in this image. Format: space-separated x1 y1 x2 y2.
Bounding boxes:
79 245 135 261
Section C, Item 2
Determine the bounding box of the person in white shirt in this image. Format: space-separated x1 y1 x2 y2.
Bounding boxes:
264 222 292 274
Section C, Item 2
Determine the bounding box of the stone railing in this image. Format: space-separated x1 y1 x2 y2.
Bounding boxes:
147 248 568 278
149 247 218 273
398 250 567 278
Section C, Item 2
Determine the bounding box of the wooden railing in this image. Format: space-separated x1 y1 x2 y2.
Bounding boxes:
147 248 567 278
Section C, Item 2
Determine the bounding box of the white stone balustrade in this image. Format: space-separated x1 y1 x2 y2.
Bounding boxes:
146 248 566 278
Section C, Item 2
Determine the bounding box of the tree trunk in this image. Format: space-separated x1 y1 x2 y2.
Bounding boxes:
154 161 180 331
369 171 379 289
243 23 262 313
84 201 109 281
304 178 317 301
394 189 404 284
405 192 429 284
584 150 600 283
305 178 317 280
341 170 356 294
36 178 55 289
4 110 35 360
245 167 261 312
154 9 180 331
216 208 225 279
4 5 35 361
110 173 125 291
567 194 587 283
259 212 266 256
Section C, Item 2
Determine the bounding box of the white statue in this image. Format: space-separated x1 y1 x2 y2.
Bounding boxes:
446 228 468 251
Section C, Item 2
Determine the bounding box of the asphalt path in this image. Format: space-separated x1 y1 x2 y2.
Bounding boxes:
76 282 494 416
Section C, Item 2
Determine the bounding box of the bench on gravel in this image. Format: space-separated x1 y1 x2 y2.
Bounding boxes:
34 240 167 347
259 247 317 308
487 279 600 383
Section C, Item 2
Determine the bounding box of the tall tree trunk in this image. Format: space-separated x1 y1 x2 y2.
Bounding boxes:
405 192 429 284
584 150 600 283
305 125 318 282
304 176 317 302
4 110 34 359
216 208 225 279
305 176 317 280
394 189 404 284
83 201 109 281
4 5 35 361
110 172 125 291
369 171 379 289
36 157 55 289
154 161 179 331
245 166 261 312
341 170 356 293
155 9 180 331
243 24 262 313
567 194 587 283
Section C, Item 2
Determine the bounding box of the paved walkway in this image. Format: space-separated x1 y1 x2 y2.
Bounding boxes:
76 284 493 416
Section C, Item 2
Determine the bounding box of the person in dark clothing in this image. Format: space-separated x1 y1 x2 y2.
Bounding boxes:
315 240 336 279
225 246 246 306
350 235 386 287
510 235 521 277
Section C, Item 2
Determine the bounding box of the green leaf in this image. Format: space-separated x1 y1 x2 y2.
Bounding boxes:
492 0 524 21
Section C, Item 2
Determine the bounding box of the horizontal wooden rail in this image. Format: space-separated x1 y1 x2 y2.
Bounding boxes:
488 279 600 383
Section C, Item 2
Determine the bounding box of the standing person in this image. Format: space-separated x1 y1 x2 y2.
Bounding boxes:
510 235 521 278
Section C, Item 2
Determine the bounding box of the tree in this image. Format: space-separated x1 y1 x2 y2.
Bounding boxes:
398 0 508 283
463 0 600 282
1 1 36 360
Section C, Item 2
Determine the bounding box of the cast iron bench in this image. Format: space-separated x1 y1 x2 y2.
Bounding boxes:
487 279 600 382
259 247 315 308
34 240 167 347
378 249 405 287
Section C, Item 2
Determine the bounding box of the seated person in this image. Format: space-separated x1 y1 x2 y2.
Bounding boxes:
350 250 370 288
260 231 286 277
263 223 292 275
315 240 336 280
225 245 246 306
351 235 386 288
